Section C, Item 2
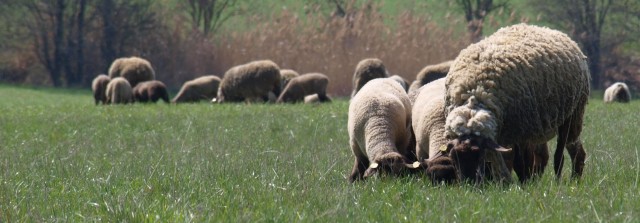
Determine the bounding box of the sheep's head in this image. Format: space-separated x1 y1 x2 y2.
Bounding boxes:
425 156 457 184
364 152 420 179
445 135 512 184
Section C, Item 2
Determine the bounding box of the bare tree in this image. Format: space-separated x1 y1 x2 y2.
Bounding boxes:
531 0 640 89
455 0 510 43
184 0 238 36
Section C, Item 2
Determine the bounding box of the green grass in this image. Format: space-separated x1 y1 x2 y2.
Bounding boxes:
1 85 639 222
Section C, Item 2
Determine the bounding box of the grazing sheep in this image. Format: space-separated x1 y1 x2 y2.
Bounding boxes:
389 75 410 92
132 80 169 103
351 58 389 97
215 60 282 103
105 77 134 104
277 73 331 103
108 56 156 87
348 78 419 182
408 60 452 103
443 24 589 183
91 74 111 105
280 69 300 88
173 75 221 103
511 143 549 183
304 94 333 104
604 82 631 103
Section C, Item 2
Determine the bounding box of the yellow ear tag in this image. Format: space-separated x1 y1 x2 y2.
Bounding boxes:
439 145 447 152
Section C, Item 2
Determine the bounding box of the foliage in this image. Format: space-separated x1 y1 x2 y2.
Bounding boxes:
0 85 639 221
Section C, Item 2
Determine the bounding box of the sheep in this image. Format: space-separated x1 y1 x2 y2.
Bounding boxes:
172 75 221 103
604 82 631 103
351 58 389 97
443 23 589 183
304 94 333 104
389 75 410 92
215 60 282 103
132 80 169 103
91 74 111 105
105 77 134 104
348 77 419 182
280 69 300 88
407 60 452 103
108 56 156 87
277 73 331 103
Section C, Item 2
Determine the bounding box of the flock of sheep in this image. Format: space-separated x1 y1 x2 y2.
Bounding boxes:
92 59 332 105
90 23 633 185
348 24 632 184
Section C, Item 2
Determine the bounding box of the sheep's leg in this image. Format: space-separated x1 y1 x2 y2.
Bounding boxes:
512 144 529 183
533 143 549 178
554 118 572 180
566 140 586 179
348 142 368 183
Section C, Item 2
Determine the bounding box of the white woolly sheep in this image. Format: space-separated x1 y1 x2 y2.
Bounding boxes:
348 78 419 182
173 75 221 103
215 60 282 103
108 56 156 87
133 80 169 103
277 73 331 103
105 77 134 104
351 58 389 97
443 23 589 183
91 74 111 105
604 82 631 103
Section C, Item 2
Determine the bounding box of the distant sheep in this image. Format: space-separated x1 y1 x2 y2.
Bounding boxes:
277 73 331 103
304 94 333 104
351 58 389 97
108 56 156 87
408 60 452 103
173 75 221 103
133 80 169 103
604 82 631 103
389 75 410 92
443 24 589 183
279 69 300 89
105 77 134 104
348 78 419 182
215 60 282 103
91 74 111 105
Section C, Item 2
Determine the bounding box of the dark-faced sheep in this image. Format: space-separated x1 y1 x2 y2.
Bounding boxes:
91 74 111 105
215 60 282 103
351 58 389 97
132 80 169 103
105 77 134 104
604 82 631 103
408 60 452 103
108 56 156 87
348 78 419 182
277 73 331 103
173 75 221 103
443 24 589 183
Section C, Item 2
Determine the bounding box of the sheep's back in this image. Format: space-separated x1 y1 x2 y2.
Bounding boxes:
412 78 447 159
219 60 281 101
445 24 590 145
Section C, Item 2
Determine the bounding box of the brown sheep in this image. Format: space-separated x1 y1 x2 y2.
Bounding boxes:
351 58 389 97
408 60 452 104
280 69 300 88
216 60 282 103
108 56 156 87
389 75 410 92
105 77 134 104
172 75 221 103
132 80 170 103
91 74 111 105
277 73 331 103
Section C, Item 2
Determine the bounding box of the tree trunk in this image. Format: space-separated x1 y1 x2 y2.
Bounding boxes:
100 0 117 72
52 0 66 87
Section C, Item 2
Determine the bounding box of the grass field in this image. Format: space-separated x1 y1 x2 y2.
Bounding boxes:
0 85 639 222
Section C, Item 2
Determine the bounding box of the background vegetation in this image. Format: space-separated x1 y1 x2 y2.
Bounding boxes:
0 0 638 95
0 85 638 221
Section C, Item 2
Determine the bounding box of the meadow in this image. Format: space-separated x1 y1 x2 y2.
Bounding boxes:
0 85 639 222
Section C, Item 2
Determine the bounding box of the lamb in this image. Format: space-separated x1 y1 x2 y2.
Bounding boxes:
604 82 631 103
172 75 221 103
348 78 419 182
277 73 331 103
91 74 111 105
105 77 134 104
108 56 156 87
351 58 389 97
132 80 170 103
443 23 589 183
407 60 452 103
215 60 282 103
